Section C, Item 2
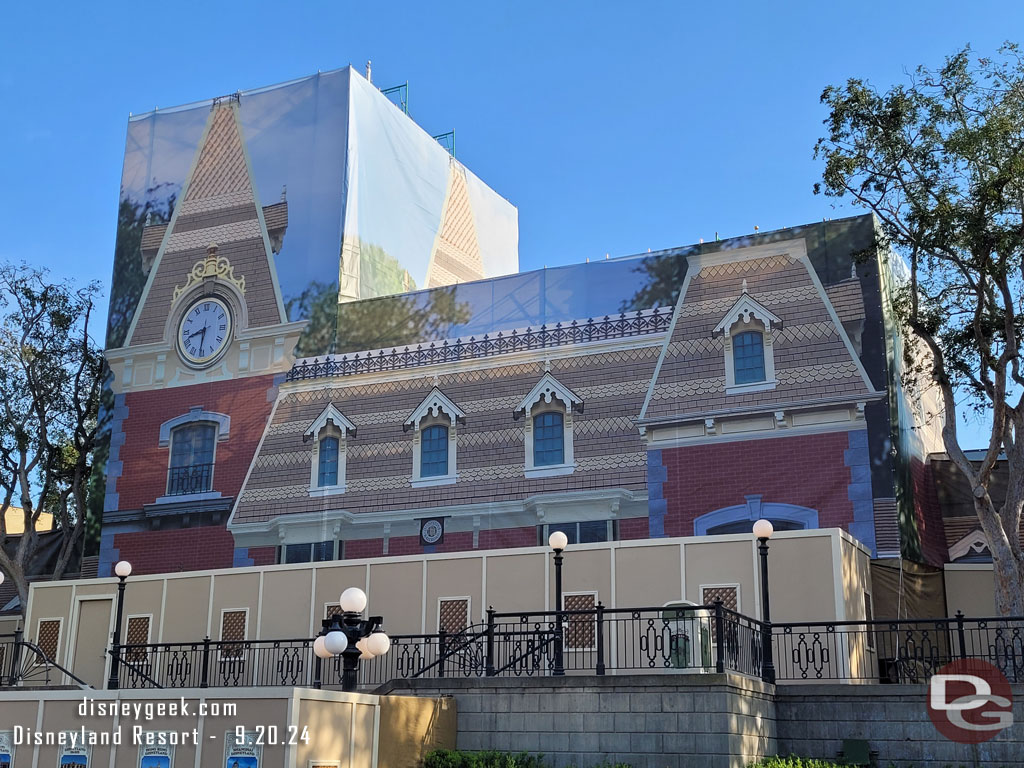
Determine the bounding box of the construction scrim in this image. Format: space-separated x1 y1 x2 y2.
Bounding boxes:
107 65 519 357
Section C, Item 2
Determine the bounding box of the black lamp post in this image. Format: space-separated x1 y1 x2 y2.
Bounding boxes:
752 519 776 684
313 587 390 692
548 530 569 676
107 560 132 690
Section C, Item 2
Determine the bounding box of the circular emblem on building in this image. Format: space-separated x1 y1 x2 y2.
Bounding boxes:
928 658 1014 743
178 296 233 367
421 519 443 545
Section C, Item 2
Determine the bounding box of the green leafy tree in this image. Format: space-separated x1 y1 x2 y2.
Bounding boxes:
0 264 103 614
816 44 1024 614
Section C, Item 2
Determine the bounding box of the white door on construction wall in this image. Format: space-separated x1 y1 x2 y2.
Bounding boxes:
70 597 114 688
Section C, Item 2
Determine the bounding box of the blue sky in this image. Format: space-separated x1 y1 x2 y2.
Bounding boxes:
0 0 1012 446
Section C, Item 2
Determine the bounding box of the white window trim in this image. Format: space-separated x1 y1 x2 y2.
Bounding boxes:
715 289 780 395
407 389 464 487
562 590 599 651
123 613 154 663
519 374 581 477
436 596 473 634
305 404 356 496
158 407 230 446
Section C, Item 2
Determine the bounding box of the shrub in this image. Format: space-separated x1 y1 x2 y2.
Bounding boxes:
748 759 843 768
422 752 631 768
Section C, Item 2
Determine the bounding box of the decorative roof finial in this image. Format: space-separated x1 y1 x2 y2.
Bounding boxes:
280 184 287 202
741 278 749 294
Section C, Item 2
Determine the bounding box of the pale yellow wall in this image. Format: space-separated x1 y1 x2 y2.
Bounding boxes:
368 560 424 636
551 546 612 609
944 565 997 616
0 616 19 634
614 544 682 607
425 557 484 630
209 572 261 641
486 552 546 613
25 530 862 661
684 539 756 611
162 576 212 642
197 698 288 768
768 534 842 623
260 567 315 638
377 695 457 768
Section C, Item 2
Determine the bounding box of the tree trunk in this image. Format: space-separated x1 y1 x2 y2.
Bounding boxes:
990 548 1024 616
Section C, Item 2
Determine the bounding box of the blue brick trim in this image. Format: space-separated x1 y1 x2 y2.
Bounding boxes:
233 548 255 568
98 529 120 578
103 393 129 513
647 449 667 537
845 429 876 554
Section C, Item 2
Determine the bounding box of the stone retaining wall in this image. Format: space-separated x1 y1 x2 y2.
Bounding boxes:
383 674 777 768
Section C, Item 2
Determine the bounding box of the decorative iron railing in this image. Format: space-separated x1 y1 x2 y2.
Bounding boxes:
285 308 670 382
105 609 1024 690
166 463 214 496
1 630 92 688
772 612 1024 683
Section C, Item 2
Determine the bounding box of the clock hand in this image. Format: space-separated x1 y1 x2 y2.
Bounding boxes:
186 327 205 340
199 325 208 354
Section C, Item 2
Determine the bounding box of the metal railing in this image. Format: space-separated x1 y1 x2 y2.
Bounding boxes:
285 309 670 382
1 630 92 689
773 612 1024 683
166 463 214 496
105 609 1024 690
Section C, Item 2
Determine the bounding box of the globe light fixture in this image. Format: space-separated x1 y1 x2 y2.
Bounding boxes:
548 530 569 552
366 631 391 657
0 571 5 586
108 560 133 689
313 635 332 659
752 519 774 541
752 519 776 684
314 586 390 691
339 586 368 614
324 630 349 655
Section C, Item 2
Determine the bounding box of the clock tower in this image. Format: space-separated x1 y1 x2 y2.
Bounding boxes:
100 97 305 577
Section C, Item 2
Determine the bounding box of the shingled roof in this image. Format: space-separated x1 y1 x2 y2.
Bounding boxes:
124 101 288 347
640 239 882 425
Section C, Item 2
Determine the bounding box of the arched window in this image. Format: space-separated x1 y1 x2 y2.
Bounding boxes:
733 330 766 385
168 423 216 495
421 425 449 478
317 436 340 487
533 411 564 466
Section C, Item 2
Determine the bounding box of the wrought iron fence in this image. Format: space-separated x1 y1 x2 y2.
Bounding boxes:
116 637 316 689
166 463 214 496
285 309 670 382
1 630 92 688
103 609 1024 690
772 612 1024 683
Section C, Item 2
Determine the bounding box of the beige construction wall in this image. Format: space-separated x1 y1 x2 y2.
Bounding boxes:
944 564 997 616
0 687 453 768
24 529 870 683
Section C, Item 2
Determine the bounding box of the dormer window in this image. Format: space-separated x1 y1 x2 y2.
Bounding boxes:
317 436 340 487
421 424 450 478
516 373 583 478
405 388 465 487
714 284 780 394
304 404 356 497
533 411 565 466
733 329 766 385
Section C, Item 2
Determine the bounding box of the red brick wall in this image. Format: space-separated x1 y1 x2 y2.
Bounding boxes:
344 538 384 559
113 527 235 574
618 517 649 540
910 457 948 566
248 546 277 566
659 431 856 537
117 375 277 510
478 526 537 550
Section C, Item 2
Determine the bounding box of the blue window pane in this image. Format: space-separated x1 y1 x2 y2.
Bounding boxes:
284 543 312 564
312 540 335 561
579 520 610 543
421 425 449 477
733 331 766 385
533 412 564 466
318 436 339 486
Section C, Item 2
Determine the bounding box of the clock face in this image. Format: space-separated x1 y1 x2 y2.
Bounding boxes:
421 519 443 545
178 297 232 366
